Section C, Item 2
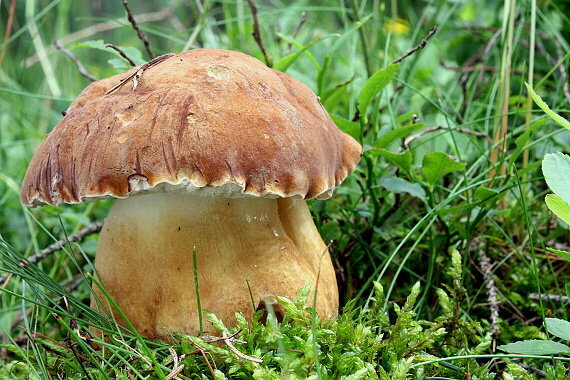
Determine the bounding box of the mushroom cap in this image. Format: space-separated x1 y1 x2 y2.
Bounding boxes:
21 49 362 206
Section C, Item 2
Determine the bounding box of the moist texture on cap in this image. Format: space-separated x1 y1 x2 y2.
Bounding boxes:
21 49 362 206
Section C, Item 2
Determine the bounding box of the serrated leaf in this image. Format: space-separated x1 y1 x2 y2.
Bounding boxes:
546 247 570 262
369 149 413 172
331 115 360 140
357 64 398 116
545 194 570 225
379 175 426 200
526 83 570 131
498 340 570 355
373 123 425 149
543 152 570 206
421 151 466 189
545 318 570 341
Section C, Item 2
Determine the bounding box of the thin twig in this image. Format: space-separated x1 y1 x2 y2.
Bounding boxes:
105 43 136 67
517 363 547 378
188 337 217 378
166 347 185 380
392 26 437 65
121 0 154 59
104 53 174 95
287 12 307 54
402 125 492 150
246 0 271 67
202 328 263 364
0 221 104 285
53 41 97 82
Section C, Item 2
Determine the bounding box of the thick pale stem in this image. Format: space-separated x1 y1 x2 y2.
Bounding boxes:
92 192 338 340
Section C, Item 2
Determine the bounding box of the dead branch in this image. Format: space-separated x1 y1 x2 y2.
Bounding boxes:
246 0 271 67
402 125 493 150
0 221 104 286
53 41 97 82
202 328 263 363
288 12 307 54
392 26 437 65
105 43 136 67
121 0 154 59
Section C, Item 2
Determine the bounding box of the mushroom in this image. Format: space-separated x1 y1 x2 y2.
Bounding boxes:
20 49 362 340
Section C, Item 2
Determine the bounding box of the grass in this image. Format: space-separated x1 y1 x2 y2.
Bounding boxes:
1 0 570 378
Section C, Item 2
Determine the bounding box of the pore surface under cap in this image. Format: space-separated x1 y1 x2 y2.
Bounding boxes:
21 49 362 206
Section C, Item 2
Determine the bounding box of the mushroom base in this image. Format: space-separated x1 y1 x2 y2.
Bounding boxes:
91 193 338 340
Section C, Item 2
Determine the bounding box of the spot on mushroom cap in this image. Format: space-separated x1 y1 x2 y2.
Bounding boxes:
20 49 363 207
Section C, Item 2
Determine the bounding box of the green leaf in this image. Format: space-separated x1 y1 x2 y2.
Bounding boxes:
273 34 340 72
474 186 502 202
357 64 399 116
71 40 145 67
379 175 426 200
421 152 466 189
369 149 413 172
543 152 570 206
498 340 570 355
545 194 570 225
525 83 570 131
508 118 548 167
373 123 425 149
546 247 570 262
546 318 570 341
331 115 360 140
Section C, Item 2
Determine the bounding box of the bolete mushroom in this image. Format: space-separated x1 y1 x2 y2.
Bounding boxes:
20 49 362 340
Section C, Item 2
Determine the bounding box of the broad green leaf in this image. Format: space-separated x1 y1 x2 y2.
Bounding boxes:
273 34 340 72
373 123 425 149
71 40 145 67
474 186 502 201
369 149 413 173
546 247 570 262
525 83 570 131
357 64 399 116
545 318 570 341
545 194 570 225
379 175 426 200
498 340 570 355
542 152 570 206
71 39 107 50
421 152 466 189
331 115 360 140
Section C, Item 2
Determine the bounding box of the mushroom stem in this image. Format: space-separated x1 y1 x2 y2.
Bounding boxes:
91 192 338 340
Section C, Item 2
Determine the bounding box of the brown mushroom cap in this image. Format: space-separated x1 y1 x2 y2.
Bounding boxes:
20 49 362 207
